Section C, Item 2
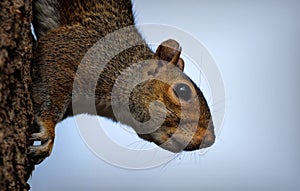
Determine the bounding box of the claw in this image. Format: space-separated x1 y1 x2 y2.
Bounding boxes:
29 138 54 155
28 137 54 164
30 123 51 140
30 133 42 140
28 119 55 164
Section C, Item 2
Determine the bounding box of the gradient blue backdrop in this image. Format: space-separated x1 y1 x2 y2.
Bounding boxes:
29 1 300 190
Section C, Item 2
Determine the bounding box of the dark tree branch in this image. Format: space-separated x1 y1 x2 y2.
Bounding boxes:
0 0 35 190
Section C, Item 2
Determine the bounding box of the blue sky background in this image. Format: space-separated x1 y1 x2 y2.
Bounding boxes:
29 1 300 190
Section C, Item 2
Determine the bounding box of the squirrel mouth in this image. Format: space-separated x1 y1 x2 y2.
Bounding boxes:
183 131 215 151
156 127 215 153
138 120 215 153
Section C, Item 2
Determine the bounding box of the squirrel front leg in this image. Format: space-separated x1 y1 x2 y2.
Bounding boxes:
29 67 72 163
29 55 73 164
29 25 94 163
29 88 73 163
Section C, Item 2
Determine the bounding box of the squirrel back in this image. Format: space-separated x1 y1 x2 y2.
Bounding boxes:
33 0 134 38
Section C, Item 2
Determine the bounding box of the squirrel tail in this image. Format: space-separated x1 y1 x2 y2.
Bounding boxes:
33 0 61 38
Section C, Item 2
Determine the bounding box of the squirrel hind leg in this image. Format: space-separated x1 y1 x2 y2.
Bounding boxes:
28 119 55 164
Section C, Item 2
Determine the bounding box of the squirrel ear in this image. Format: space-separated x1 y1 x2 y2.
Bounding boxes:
176 58 185 71
154 39 185 71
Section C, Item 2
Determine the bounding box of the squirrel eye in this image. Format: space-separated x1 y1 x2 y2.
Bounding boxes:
173 83 192 102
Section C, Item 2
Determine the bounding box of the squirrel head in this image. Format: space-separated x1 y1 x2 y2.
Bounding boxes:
123 39 215 152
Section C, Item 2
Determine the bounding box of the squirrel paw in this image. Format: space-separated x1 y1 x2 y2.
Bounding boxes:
28 120 55 164
28 138 54 164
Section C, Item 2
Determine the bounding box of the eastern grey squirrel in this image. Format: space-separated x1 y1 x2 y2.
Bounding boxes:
30 0 215 164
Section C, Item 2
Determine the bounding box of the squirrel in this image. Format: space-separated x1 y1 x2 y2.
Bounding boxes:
30 0 215 164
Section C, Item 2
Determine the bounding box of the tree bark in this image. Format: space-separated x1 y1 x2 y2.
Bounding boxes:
0 0 35 190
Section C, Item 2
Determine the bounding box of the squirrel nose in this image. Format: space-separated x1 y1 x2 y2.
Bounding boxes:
200 132 215 148
183 130 215 151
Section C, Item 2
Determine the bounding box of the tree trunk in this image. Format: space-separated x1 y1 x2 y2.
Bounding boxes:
0 0 35 190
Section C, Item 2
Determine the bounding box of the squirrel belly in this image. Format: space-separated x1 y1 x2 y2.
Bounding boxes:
29 0 215 164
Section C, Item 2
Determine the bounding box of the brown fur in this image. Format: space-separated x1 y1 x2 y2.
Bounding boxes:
30 0 215 164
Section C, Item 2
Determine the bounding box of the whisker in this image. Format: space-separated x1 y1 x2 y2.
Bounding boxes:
126 140 145 150
139 141 150 150
209 98 226 108
159 153 179 174
193 152 197 164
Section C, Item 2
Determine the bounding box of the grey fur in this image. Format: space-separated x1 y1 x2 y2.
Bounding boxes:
33 0 60 38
